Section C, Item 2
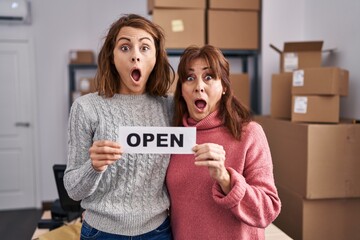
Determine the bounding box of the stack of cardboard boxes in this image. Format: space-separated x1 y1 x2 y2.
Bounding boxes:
149 0 260 50
255 41 360 239
149 0 258 108
270 41 349 123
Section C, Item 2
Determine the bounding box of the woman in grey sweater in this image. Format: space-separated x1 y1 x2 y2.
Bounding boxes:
64 14 174 239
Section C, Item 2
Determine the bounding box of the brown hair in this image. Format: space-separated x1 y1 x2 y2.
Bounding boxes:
95 14 174 97
173 45 252 140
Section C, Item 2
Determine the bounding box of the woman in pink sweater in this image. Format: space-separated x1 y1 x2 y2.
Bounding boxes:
166 45 281 240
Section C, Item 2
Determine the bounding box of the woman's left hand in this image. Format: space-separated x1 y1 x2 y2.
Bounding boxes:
193 143 231 194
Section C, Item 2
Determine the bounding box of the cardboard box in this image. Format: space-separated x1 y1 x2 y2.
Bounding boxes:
69 50 95 64
230 74 250 108
208 10 258 50
254 116 360 199
209 0 260 11
168 74 178 94
270 41 323 72
148 0 206 14
274 185 360 240
292 95 340 123
152 9 205 49
271 73 292 119
292 67 349 96
78 77 95 95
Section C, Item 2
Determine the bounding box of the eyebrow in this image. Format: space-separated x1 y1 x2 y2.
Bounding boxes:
116 36 153 43
188 66 211 72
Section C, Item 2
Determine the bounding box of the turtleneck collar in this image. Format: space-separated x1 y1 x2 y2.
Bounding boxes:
182 110 224 130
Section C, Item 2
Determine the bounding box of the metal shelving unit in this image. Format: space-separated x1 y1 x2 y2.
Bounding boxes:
68 49 260 113
68 63 97 110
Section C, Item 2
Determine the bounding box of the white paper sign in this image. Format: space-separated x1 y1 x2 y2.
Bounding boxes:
118 126 196 154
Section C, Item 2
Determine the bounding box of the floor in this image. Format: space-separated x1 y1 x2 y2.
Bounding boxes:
0 208 42 239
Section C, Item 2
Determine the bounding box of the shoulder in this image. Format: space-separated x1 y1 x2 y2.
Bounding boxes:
72 92 101 106
242 121 267 142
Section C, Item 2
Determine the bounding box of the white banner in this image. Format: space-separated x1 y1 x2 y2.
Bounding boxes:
118 126 196 154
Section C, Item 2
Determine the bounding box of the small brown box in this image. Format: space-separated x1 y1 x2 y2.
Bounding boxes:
271 73 292 119
292 67 349 96
230 74 250 108
208 10 258 50
152 9 205 49
291 95 340 123
270 41 324 73
148 0 206 14
209 0 260 11
69 50 95 64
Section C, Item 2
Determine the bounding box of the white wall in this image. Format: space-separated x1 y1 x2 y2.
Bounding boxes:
261 0 360 120
1 0 359 204
303 0 360 119
1 0 150 203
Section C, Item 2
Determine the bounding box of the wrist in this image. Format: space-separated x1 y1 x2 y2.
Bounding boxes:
218 170 231 194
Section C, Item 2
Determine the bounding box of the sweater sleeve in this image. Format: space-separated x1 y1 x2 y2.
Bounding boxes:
64 100 103 201
212 122 281 228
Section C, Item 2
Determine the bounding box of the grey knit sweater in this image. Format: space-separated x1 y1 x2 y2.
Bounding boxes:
64 92 173 236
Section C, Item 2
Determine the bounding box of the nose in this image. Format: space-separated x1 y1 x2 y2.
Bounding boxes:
131 57 140 62
195 80 205 93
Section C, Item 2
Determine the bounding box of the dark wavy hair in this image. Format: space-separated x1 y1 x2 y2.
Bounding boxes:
173 45 252 140
95 14 174 97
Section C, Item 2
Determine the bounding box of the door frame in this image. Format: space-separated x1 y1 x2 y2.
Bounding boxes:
0 36 40 209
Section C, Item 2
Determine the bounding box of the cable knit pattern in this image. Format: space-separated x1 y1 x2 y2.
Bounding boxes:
64 92 173 236
166 111 281 240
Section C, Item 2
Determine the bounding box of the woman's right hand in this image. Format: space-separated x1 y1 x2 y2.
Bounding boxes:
89 140 123 172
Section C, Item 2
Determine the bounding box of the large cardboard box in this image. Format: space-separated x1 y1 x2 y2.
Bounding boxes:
274 185 360 240
148 0 206 14
209 0 260 11
230 74 250 108
208 10 258 50
255 116 360 199
270 41 323 72
271 73 292 119
292 95 340 123
292 67 349 96
152 9 205 49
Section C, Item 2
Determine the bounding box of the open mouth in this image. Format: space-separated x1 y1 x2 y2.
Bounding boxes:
195 99 207 110
131 69 141 82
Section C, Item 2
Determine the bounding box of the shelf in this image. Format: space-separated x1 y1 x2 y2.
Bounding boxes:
68 49 261 114
68 64 97 110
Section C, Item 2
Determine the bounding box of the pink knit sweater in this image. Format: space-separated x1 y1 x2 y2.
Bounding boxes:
166 111 281 240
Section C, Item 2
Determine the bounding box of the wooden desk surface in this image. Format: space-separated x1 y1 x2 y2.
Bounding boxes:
33 211 292 240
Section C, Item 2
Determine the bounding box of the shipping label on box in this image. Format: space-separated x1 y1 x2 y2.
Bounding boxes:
283 53 299 72
293 96 308 114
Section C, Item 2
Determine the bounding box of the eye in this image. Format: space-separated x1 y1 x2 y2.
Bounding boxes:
204 75 213 81
186 76 195 81
120 45 130 52
141 45 150 51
